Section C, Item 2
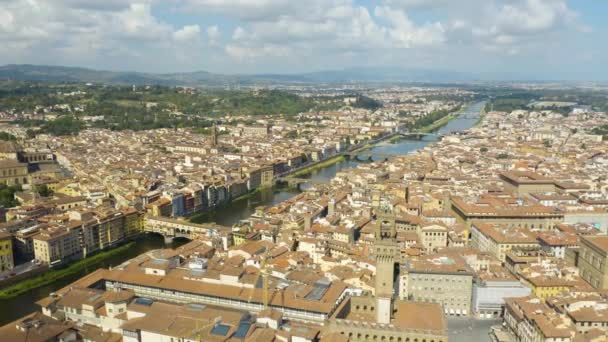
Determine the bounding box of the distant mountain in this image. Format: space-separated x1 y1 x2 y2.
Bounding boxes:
0 64 476 86
302 67 473 83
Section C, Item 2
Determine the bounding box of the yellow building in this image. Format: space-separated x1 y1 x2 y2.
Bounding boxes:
123 208 144 239
0 231 14 272
521 275 573 301
0 159 29 186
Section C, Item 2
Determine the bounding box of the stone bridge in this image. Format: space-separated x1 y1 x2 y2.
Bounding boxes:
144 215 229 242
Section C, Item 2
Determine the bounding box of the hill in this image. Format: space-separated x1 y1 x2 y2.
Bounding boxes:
0 64 474 86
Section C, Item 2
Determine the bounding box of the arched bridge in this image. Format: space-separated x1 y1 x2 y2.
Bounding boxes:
343 152 396 161
396 132 445 139
144 215 229 241
275 177 329 189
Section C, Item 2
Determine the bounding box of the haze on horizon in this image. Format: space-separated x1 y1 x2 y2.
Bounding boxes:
0 0 607 81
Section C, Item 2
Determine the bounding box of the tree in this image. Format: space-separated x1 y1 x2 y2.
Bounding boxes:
26 129 37 139
286 130 298 139
480 147 488 153
497 153 509 159
35 184 53 197
0 184 20 208
0 132 17 141
41 116 83 136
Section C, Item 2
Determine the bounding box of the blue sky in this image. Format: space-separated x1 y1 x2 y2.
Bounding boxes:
0 0 606 80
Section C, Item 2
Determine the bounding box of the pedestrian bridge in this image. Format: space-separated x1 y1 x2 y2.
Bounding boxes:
275 177 328 190
144 215 229 240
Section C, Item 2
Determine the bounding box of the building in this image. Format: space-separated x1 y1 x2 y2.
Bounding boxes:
470 222 539 262
500 171 556 196
578 235 608 289
0 312 77 341
373 205 399 324
326 300 449 342
260 165 274 187
472 271 531 319
0 231 14 272
33 226 81 265
400 254 474 316
504 296 575 341
242 125 270 137
0 140 20 160
419 224 448 253
325 203 449 341
0 159 29 186
451 195 564 233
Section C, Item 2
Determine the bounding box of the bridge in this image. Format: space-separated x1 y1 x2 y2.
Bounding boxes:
396 131 445 139
275 177 329 190
458 113 479 119
343 151 397 161
144 215 230 242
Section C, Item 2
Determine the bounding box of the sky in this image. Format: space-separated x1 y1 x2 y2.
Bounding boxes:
0 0 607 80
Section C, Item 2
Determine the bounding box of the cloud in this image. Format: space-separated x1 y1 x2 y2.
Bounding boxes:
374 6 445 48
206 25 220 44
0 0 210 70
217 1 448 63
174 24 201 43
0 0 596 76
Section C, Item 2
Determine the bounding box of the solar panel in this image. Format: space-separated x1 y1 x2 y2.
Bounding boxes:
233 322 251 339
210 324 230 336
134 298 154 306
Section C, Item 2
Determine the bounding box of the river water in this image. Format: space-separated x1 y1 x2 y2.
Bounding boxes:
0 101 485 326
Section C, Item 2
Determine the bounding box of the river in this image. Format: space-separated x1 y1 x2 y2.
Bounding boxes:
0 101 485 326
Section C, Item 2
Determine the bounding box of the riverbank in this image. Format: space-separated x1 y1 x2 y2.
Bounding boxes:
416 113 455 133
189 186 277 224
289 155 347 178
0 242 135 299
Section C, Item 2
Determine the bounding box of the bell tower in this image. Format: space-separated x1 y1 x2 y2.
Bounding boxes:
374 199 398 324
211 124 219 147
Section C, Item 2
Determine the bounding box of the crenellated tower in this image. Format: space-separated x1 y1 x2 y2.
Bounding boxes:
373 199 398 324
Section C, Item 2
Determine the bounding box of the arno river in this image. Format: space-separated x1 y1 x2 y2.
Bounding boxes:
0 101 485 327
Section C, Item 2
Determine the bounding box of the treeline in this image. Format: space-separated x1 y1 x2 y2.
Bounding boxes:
1 82 348 135
0 132 17 141
353 95 382 110
408 108 456 130
486 95 534 113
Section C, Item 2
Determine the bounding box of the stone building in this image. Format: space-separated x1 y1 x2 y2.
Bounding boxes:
325 203 449 341
0 159 29 186
578 235 608 289
399 253 474 316
499 171 556 196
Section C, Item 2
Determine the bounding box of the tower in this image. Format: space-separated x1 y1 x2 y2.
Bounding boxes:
374 199 398 324
211 124 218 147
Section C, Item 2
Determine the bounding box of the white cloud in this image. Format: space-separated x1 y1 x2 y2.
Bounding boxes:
374 6 445 48
174 24 201 43
0 0 595 76
206 25 220 44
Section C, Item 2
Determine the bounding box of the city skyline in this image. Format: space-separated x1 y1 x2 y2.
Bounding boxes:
1 0 607 81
